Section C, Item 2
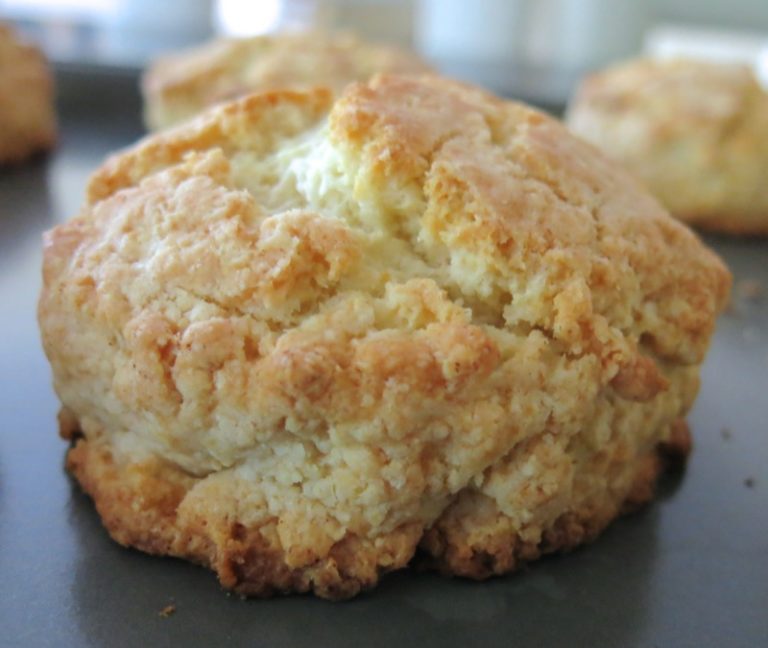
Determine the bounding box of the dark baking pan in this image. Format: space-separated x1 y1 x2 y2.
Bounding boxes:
0 68 765 648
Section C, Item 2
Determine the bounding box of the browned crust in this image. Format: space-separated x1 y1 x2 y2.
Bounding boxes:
65 412 689 598
65 431 421 599
423 419 691 580
418 427 689 580
656 417 692 472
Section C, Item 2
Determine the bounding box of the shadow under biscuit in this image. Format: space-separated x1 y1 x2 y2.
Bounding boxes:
0 157 54 263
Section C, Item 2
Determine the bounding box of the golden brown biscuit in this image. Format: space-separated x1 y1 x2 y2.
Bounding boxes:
39 75 730 599
142 31 432 131
0 24 56 164
566 58 768 235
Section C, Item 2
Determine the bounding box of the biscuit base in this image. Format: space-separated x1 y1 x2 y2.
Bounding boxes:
65 433 421 600
419 423 690 579
64 412 690 599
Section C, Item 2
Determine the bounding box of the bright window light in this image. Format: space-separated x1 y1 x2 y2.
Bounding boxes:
215 0 282 36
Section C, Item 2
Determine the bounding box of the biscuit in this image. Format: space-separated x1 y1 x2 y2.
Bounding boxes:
142 31 432 131
39 75 730 599
0 24 56 164
566 58 768 235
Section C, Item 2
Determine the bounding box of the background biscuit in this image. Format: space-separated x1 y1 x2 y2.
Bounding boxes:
142 31 432 131
567 58 768 235
0 24 56 164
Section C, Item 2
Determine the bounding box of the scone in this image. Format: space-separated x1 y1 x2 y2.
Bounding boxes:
142 31 432 131
0 24 56 164
39 75 730 599
566 58 768 235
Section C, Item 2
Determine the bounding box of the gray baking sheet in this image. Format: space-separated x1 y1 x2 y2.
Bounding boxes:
0 71 765 648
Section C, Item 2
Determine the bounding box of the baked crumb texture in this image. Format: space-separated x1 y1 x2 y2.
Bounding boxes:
142 31 432 131
566 58 768 235
40 75 731 599
0 23 56 163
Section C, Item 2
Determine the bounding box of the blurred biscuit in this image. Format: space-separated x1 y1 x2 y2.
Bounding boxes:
567 58 768 235
40 74 730 598
0 24 56 164
142 31 432 130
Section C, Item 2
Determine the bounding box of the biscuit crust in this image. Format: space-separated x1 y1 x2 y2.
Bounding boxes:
40 75 730 598
65 417 689 596
566 59 768 235
0 24 56 163
142 31 432 130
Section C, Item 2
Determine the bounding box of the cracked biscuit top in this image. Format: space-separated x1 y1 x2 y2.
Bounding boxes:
40 75 730 591
142 31 432 130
